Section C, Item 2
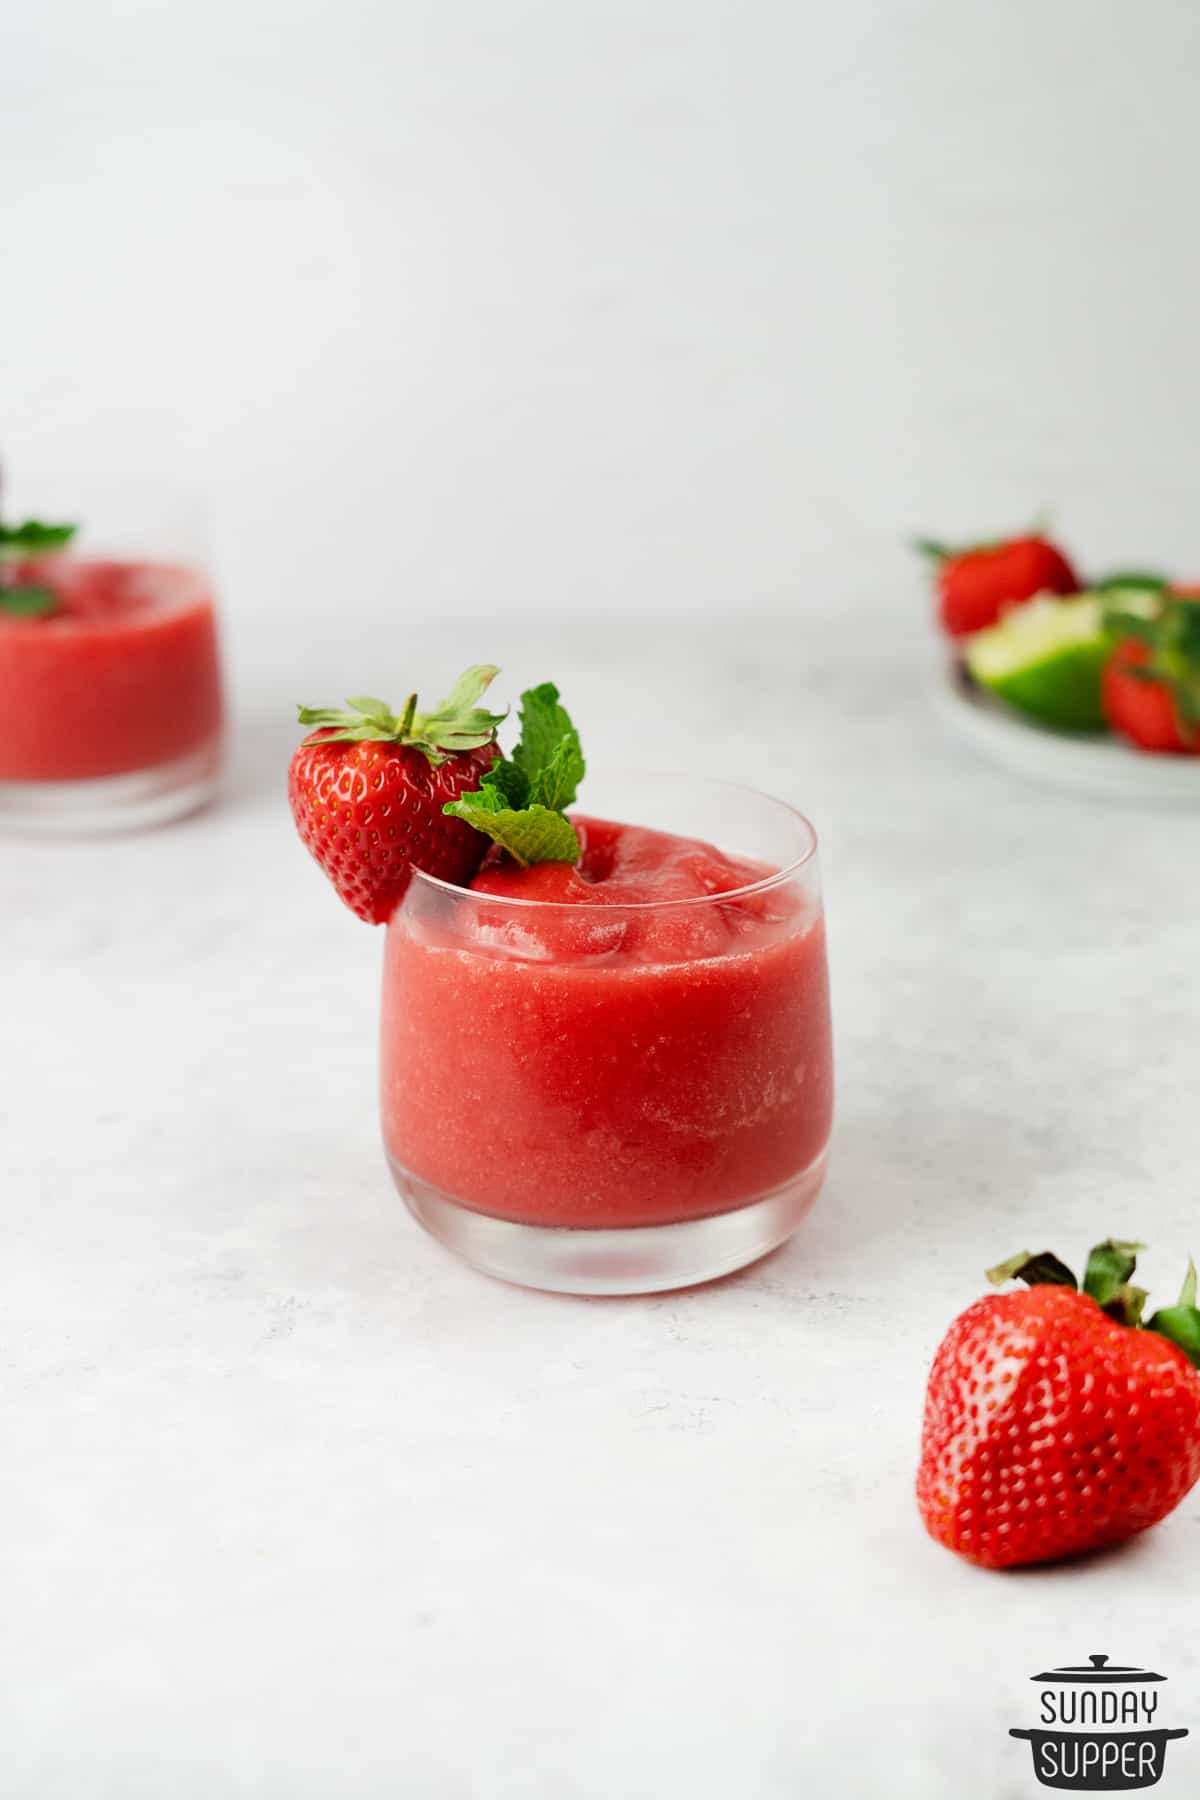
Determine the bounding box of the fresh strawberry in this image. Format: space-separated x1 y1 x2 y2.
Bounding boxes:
1101 591 1200 754
917 531 1079 638
1102 641 1199 752
917 1240 1200 1569
288 668 505 923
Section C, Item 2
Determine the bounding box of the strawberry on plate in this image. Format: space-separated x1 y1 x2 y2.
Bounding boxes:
917 1239 1200 1569
1101 589 1200 753
918 530 1079 639
288 667 505 923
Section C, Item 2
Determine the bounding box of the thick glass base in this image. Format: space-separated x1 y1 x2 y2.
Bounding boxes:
389 1151 828 1295
0 736 223 836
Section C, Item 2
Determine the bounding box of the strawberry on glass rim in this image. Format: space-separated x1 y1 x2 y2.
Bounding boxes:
287 668 507 922
918 1238 1200 1569
917 527 1079 639
288 668 834 1294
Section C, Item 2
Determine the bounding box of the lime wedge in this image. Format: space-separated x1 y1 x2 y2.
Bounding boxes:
964 596 1110 731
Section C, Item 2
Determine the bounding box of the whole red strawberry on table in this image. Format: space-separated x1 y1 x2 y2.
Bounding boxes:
917 1239 1200 1569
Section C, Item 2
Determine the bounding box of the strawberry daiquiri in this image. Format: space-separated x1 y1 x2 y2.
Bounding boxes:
0 502 223 829
289 671 833 1294
383 817 831 1235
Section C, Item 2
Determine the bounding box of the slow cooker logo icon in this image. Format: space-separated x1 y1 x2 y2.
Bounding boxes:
1011 1654 1188 1791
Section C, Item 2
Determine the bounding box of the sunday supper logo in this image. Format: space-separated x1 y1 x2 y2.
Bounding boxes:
1010 1655 1188 1791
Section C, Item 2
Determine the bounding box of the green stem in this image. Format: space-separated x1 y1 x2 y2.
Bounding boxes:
396 693 418 740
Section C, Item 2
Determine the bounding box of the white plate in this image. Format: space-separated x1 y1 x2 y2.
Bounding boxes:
935 662 1200 807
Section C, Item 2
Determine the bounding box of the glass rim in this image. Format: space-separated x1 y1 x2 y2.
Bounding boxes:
407 772 819 915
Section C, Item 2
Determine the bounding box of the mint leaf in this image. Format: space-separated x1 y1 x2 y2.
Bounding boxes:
0 518 76 552
444 789 581 866
534 734 585 813
478 758 531 810
442 680 584 865
0 584 59 618
512 683 585 811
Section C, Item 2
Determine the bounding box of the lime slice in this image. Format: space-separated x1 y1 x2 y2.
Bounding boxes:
964 596 1110 731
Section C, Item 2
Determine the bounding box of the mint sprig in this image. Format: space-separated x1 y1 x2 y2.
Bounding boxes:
0 519 76 552
0 585 60 618
510 683 584 813
444 681 584 867
445 789 581 865
0 506 77 619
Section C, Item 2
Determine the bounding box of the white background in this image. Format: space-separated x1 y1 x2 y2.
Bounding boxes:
5 6 1200 1797
3 0 1200 630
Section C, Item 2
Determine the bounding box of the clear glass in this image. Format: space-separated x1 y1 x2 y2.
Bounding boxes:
0 476 225 834
381 773 834 1294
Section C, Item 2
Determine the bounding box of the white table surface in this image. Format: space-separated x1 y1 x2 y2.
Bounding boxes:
5 608 1199 1798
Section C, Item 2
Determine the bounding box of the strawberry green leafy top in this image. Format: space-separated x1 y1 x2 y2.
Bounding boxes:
296 667 586 869
988 1237 1200 1363
298 665 506 762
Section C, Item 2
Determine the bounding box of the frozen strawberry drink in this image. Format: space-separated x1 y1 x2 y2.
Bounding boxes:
0 556 223 827
287 670 833 1293
381 780 833 1292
